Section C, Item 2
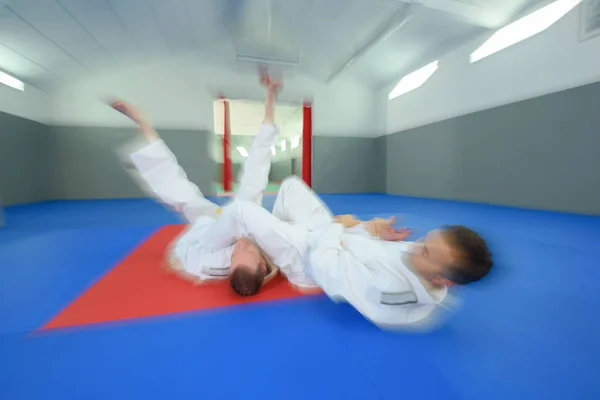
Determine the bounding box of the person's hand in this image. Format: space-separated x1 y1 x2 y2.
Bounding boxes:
110 99 146 125
379 226 411 241
268 78 282 92
364 216 393 237
335 214 361 228
364 216 411 241
260 74 283 92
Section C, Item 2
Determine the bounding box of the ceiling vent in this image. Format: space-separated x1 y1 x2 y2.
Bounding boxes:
234 40 301 76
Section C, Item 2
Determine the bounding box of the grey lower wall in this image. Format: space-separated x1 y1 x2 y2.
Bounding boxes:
0 111 49 206
373 136 387 193
0 190 4 227
4 83 599 214
386 81 600 215
216 159 299 184
312 136 381 193
269 159 292 182
48 126 216 200
292 157 301 177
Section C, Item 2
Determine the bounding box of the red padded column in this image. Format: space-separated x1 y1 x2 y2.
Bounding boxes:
301 102 312 187
222 98 233 192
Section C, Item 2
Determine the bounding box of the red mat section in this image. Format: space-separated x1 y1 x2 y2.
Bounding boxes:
43 225 321 330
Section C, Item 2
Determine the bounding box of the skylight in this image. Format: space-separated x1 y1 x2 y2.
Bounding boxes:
388 60 439 100
0 70 24 91
470 0 582 63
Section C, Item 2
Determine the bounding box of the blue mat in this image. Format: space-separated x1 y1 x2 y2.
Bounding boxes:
1 195 599 399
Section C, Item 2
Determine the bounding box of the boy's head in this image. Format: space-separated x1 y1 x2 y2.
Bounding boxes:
229 238 267 296
411 225 492 287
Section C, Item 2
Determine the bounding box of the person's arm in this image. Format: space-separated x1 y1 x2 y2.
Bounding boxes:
167 225 234 283
236 77 281 204
260 74 280 126
112 99 220 221
306 224 346 292
307 224 379 307
363 217 411 241
112 99 159 142
335 214 411 241
334 214 362 228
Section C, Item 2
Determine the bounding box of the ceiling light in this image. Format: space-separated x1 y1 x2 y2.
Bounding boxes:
388 60 439 100
236 146 248 157
0 70 24 91
271 145 276 156
470 0 581 63
280 140 286 152
291 135 300 149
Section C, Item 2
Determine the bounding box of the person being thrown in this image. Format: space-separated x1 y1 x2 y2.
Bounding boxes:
112 74 410 297
112 76 285 296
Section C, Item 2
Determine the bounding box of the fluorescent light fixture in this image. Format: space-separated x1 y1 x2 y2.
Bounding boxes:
271 145 276 156
388 60 439 100
291 135 300 149
0 70 24 91
470 0 581 63
236 146 248 157
280 139 286 152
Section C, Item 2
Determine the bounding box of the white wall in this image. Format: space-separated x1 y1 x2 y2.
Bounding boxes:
0 83 51 123
49 57 213 131
49 55 381 138
387 5 600 134
313 78 381 137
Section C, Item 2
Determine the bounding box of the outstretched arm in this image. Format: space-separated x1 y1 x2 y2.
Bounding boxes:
111 99 220 221
111 99 159 142
236 76 282 204
260 74 280 126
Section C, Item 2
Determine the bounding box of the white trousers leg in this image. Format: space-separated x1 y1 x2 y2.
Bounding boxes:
272 176 334 231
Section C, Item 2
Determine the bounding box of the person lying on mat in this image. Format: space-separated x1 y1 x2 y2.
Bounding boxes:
209 183 493 328
111 74 408 297
308 216 493 328
112 75 285 295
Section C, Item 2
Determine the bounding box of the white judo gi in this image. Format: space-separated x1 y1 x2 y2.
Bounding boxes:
307 224 449 327
124 123 329 288
124 123 448 326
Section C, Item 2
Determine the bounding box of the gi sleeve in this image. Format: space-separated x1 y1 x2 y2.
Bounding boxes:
344 223 378 239
170 222 234 281
308 224 366 295
236 124 279 204
125 139 220 222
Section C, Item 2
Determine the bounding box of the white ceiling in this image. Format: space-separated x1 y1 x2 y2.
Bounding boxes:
0 0 549 91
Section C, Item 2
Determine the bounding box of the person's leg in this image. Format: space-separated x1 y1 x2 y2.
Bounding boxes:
235 76 281 205
272 176 334 231
207 199 315 287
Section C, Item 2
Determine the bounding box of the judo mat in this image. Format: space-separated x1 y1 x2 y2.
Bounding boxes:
1 195 600 400
43 224 320 330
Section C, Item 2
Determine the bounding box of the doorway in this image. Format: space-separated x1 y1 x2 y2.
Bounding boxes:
212 99 309 196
